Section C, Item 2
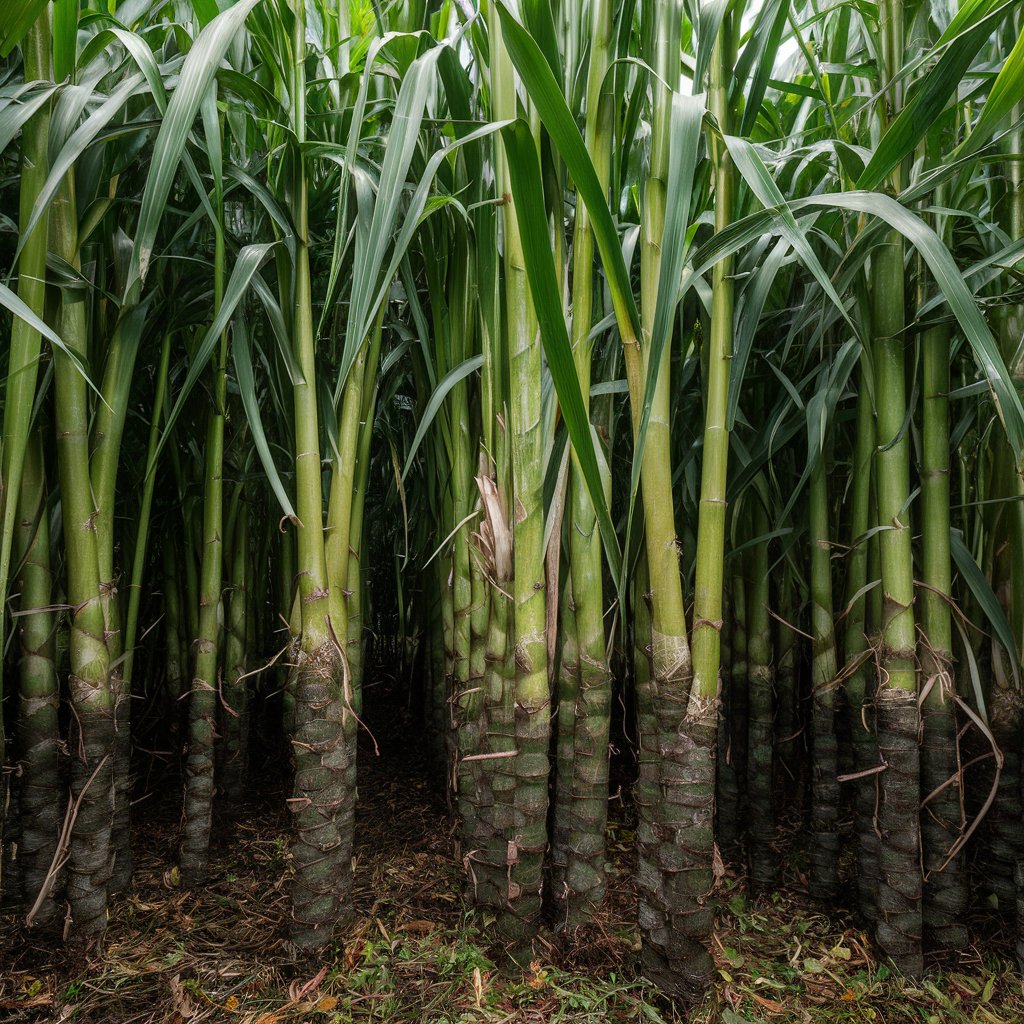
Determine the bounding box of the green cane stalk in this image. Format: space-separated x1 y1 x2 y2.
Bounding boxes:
221 498 250 809
51 156 114 941
842 358 880 928
14 429 60 925
746 483 776 895
285 0 349 951
180 195 228 885
808 445 840 902
871 0 922 970
0 8 52 818
122 331 172 689
552 0 614 926
489 0 548 954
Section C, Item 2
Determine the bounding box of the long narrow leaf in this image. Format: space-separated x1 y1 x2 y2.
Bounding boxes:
956 22 1024 158
129 0 261 291
0 278 95 391
501 118 623 584
951 528 1021 688
0 0 49 56
402 355 483 481
494 0 642 345
233 320 296 520
154 242 276 464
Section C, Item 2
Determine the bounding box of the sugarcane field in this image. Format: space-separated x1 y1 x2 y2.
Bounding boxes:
6 0 1024 1021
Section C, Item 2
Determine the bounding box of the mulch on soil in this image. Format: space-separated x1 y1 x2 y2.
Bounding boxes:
1 708 1022 1023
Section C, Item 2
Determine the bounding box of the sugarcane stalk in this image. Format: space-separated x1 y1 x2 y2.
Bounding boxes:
552 0 614 927
919 309 968 949
51 161 115 941
808 448 839 902
14 430 60 925
180 191 228 885
746 486 775 895
992 91 1024 943
123 332 172 688
869 0 923 972
489 0 548 953
774 558 798 805
715 579 740 857
221 497 250 809
645 7 734 994
286 0 349 950
0 8 53 897
842 360 879 928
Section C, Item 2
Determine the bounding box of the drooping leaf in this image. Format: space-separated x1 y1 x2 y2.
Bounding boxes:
0 278 95 390
858 0 1017 188
951 528 1021 688
494 0 642 345
0 0 49 57
692 190 1024 463
402 355 483 482
155 242 276 464
21 72 147 257
956 21 1024 159
501 118 623 585
233 319 296 520
128 0 262 292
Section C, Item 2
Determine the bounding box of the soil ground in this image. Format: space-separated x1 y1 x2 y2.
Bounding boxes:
1 698 1022 1024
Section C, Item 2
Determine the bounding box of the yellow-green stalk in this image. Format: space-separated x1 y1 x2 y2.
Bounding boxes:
871 0 921 969
0 12 54 882
552 0 614 926
285 0 349 951
488 0 548 954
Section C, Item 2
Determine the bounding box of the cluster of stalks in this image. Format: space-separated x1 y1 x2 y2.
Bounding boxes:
1 0 1024 1001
